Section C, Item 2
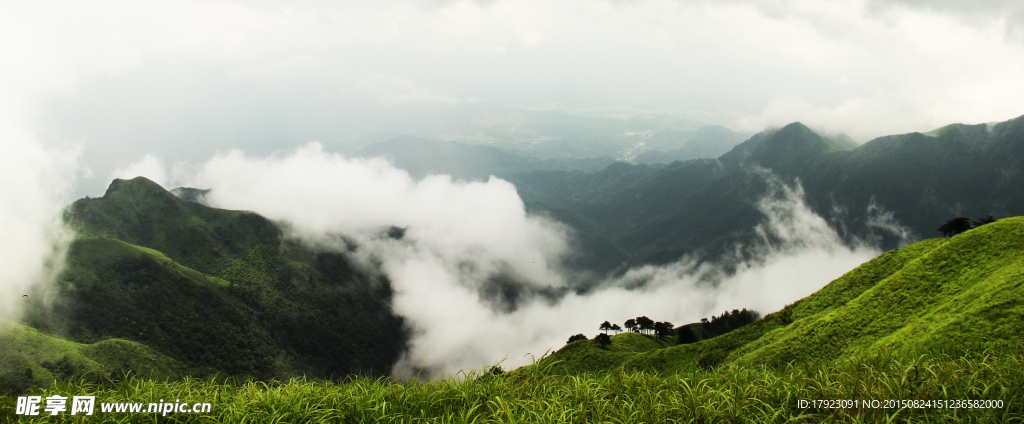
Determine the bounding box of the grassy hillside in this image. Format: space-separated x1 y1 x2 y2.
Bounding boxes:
25 237 280 377
25 177 409 381
3 347 1019 422
4 214 1021 422
537 217 1024 376
65 177 282 277
0 321 184 393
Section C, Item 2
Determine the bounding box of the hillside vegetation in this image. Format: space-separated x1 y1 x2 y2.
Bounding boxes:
0 321 184 393
3 341 1020 422
537 216 1024 376
4 115 1024 421
3 196 1022 422
19 177 408 382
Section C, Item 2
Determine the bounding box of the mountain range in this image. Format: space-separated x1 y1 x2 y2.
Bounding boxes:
2 113 1023 388
514 115 1024 269
352 114 1024 274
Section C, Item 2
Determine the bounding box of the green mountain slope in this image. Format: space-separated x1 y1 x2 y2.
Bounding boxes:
0 320 184 392
539 216 1024 375
65 177 282 277
31 237 279 376
27 177 408 381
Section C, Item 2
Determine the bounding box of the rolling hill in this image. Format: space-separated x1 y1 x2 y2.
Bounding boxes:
539 216 1024 375
0 320 184 393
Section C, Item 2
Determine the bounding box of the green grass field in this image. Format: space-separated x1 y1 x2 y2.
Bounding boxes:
0 321 184 394
1 347 1021 423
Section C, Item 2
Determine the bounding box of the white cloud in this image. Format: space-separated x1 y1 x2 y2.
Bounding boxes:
519 27 544 47
185 144 879 378
1 0 1014 198
229 55 330 83
0 122 79 322
112 154 168 188
732 1 1024 139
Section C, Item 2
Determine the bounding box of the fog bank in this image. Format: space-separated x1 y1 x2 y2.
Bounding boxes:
169 145 882 377
0 123 78 322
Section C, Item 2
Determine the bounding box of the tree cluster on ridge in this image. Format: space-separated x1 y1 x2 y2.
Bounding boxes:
938 216 997 237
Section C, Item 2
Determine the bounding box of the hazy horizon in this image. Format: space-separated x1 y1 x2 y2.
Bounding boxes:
3 0 1023 196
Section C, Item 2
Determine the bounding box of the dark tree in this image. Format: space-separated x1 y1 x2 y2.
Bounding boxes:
950 217 972 234
610 324 622 334
677 325 699 344
703 309 761 339
972 215 997 228
654 321 674 338
937 223 952 237
624 319 637 333
594 333 612 348
386 226 407 240
567 334 588 344
599 321 612 335
636 316 655 335
939 217 971 237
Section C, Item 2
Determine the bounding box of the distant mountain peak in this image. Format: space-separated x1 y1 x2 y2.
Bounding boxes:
777 121 813 135
103 176 168 198
755 122 837 155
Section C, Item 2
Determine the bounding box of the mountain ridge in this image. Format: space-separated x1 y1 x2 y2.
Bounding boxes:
30 177 410 380
511 114 1024 269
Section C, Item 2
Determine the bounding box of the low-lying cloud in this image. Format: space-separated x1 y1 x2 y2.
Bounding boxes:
112 154 169 188
170 144 882 378
0 124 79 323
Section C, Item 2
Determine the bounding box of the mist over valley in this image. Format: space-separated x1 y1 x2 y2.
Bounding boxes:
6 113 1023 383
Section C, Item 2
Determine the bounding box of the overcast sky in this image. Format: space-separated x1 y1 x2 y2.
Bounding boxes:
3 0 1022 195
